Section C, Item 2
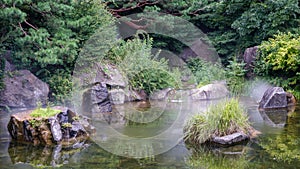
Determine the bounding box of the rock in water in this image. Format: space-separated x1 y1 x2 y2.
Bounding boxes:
259 87 287 109
82 83 112 113
0 70 49 108
189 83 229 100
7 106 95 146
48 117 62 142
212 132 249 145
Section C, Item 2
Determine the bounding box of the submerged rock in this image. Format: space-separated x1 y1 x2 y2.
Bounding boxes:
0 69 49 108
7 106 95 146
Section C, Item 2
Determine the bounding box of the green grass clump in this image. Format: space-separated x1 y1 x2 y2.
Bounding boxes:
184 98 251 145
30 107 61 118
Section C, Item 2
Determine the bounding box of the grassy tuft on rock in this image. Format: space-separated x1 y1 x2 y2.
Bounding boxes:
184 98 251 145
30 107 61 118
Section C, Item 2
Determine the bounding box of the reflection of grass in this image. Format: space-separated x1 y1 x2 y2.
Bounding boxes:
260 134 300 163
187 146 249 169
184 98 251 144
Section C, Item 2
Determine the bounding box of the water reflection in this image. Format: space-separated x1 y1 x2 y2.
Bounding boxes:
1 100 300 168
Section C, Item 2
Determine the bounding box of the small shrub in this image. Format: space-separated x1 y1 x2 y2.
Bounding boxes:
46 71 73 103
254 32 300 93
225 58 247 95
106 35 181 94
184 98 250 145
186 58 226 86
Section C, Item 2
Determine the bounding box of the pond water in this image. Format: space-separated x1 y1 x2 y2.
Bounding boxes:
0 98 300 169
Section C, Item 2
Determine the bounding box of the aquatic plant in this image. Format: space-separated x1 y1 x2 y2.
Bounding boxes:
184 98 251 144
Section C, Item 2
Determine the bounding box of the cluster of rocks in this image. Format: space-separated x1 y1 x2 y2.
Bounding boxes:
7 106 95 146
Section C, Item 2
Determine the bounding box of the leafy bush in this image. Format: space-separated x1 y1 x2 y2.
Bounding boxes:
186 58 226 87
184 98 250 145
47 71 73 104
225 58 247 95
106 35 181 94
255 32 300 93
1 0 116 103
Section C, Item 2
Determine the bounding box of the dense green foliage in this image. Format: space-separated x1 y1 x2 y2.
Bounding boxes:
0 0 115 102
184 99 250 144
107 0 300 63
186 58 225 87
225 58 247 95
255 32 300 93
1 0 299 101
106 36 181 94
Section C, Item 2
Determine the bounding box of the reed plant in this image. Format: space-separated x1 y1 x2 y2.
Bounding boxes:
184 98 251 145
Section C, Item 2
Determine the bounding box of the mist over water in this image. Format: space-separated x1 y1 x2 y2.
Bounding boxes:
246 79 272 103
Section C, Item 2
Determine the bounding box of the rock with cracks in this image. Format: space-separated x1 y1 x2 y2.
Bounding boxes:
212 132 250 145
7 106 95 146
0 69 49 108
259 87 288 109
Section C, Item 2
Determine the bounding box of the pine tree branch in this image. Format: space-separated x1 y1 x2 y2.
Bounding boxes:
18 22 27 36
24 20 38 30
110 0 160 14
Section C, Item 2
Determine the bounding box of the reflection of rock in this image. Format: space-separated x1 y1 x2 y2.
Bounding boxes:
259 109 288 128
259 87 296 109
82 83 112 113
189 83 229 100
212 144 249 155
212 132 249 145
8 141 89 168
0 70 49 108
7 106 95 146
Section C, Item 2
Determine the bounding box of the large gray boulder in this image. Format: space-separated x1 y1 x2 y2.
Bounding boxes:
82 83 112 113
95 63 127 88
189 83 229 100
0 70 49 108
180 39 220 63
150 88 174 100
259 87 287 109
243 46 258 79
109 88 126 105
